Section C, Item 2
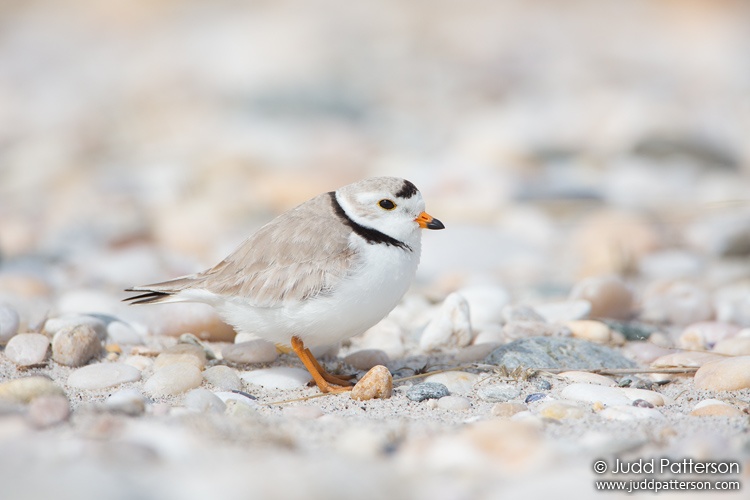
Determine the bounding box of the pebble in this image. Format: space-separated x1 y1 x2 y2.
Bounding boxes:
454 284 510 329
472 326 505 344
477 383 521 402
437 395 471 410
221 339 278 365
51 325 102 367
282 405 325 419
620 342 676 364
67 363 142 390
0 376 64 403
524 393 546 403
503 321 570 340
485 337 635 370
407 382 450 402
605 320 658 341
714 284 750 327
565 320 612 344
343 349 390 371
632 399 654 408
560 383 631 406
123 355 154 372
533 300 592 323
454 343 500 362
690 399 744 417
105 389 147 415
203 365 242 391
419 292 472 351
240 367 312 389
147 302 236 341
106 320 144 345
651 351 725 368
491 402 528 418
501 305 546 323
144 363 203 397
694 356 750 391
0 304 20 344
352 319 405 359
154 344 207 370
183 388 226 413
640 281 713 326
712 336 750 356
536 379 552 391
569 275 633 320
424 371 479 395
599 405 665 421
678 321 741 350
351 365 392 400
539 401 585 420
559 371 616 386
44 314 106 340
26 394 70 428
621 388 666 406
4 333 49 366
214 391 258 409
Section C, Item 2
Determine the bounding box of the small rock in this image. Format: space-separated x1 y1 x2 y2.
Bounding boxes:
534 300 592 323
566 320 612 344
105 389 147 415
344 349 390 371
503 321 570 340
604 321 657 341
282 405 325 419
524 393 546 403
690 399 744 417
620 342 676 364
352 319 405 359
501 305 546 323
536 379 552 390
0 304 20 344
485 337 635 370
123 355 154 372
651 351 725 368
714 284 750 327
678 321 741 350
106 321 144 345
437 395 471 410
0 376 64 403
491 402 528 418
640 281 713 326
599 405 665 420
26 395 70 428
154 344 207 370
694 356 750 391
144 363 203 397
472 326 505 345
477 383 521 402
539 401 585 419
44 314 106 340
240 367 311 389
203 365 242 391
51 325 102 367
569 275 633 320
455 343 500 362
419 292 472 351
67 363 142 390
407 382 450 402
455 284 510 329
632 399 654 408
4 333 49 366
351 365 392 400
221 339 278 365
560 384 631 406
424 371 479 395
621 388 666 406
183 388 226 413
712 337 750 356
559 371 616 386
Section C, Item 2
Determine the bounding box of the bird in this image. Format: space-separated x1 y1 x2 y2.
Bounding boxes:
124 177 444 393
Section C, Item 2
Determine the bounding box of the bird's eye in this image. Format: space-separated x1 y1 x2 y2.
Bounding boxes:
378 199 396 210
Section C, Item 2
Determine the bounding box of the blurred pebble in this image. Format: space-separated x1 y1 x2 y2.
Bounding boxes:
533 300 591 323
640 281 713 326
694 356 750 391
566 320 612 344
632 399 654 409
651 351 724 368
240 367 311 389
437 395 471 410
144 363 203 397
215 391 258 409
123 355 154 372
4 333 49 366
183 388 226 414
690 399 743 417
712 336 750 356
485 337 635 370
282 405 324 419
539 401 585 420
559 371 616 386
454 284 510 329
154 344 207 370
424 371 479 395
604 321 657 341
343 349 390 371
714 284 750 327
105 389 147 415
638 250 704 281
67 363 142 390
221 340 278 365
472 326 505 344
620 341 675 364
503 321 569 340
677 321 741 350
351 365 392 401
477 383 521 402
106 321 143 345
203 365 242 391
569 275 633 320
621 388 665 406
44 314 106 340
407 382 450 402
560 384 631 406
51 325 102 367
455 343 500 362
0 304 20 344
536 379 552 390
524 393 546 403
491 402 528 418
419 292 472 351
147 302 236 341
501 305 545 323
0 376 64 403
352 319 405 359
599 405 665 420
26 394 70 428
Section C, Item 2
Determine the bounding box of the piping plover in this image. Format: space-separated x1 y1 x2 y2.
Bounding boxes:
125 177 444 393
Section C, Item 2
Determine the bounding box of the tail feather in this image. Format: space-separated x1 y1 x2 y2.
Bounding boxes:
124 275 200 305
123 290 173 305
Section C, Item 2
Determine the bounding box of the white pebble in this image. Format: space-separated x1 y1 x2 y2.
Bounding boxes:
560 383 631 406
599 405 665 421
67 363 142 390
419 292 472 351
144 363 203 397
240 367 311 389
44 314 106 340
106 321 144 345
566 320 612 344
105 389 147 415
221 339 278 364
27 395 70 428
424 371 479 395
651 351 724 368
455 284 510 328
123 355 154 372
203 365 242 391
477 383 521 402
343 349 390 371
353 319 405 359
678 321 741 350
437 395 471 410
0 304 20 344
183 388 226 413
694 356 750 391
153 344 206 370
621 388 666 406
559 371 616 386
534 300 592 323
4 333 49 366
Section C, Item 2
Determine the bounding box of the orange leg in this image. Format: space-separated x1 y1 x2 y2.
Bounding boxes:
290 336 353 393
303 348 355 385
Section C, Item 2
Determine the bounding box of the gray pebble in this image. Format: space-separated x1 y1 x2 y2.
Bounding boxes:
477 383 521 402
52 325 102 367
632 399 654 408
203 365 242 391
485 337 636 370
183 388 226 414
0 304 20 344
407 382 450 402
536 379 552 391
44 314 107 340
4 333 49 366
524 393 546 403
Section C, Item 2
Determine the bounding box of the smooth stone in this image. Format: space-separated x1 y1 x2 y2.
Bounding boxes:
146 302 236 341
437 395 471 410
407 382 450 402
525 393 546 403
599 405 665 420
240 367 311 389
203 365 242 391
144 363 202 397
640 281 713 326
106 321 144 345
153 344 207 370
0 376 64 403
221 339 278 365
282 405 325 419
714 284 750 327
559 371 616 386
183 388 226 414
690 399 744 417
713 337 750 356
485 337 636 370
477 383 521 402
539 401 585 420
343 349 390 371
44 314 106 340
605 321 658 341
4 333 49 366
651 351 725 368
424 371 479 395
123 355 154 372
561 384 631 406
491 402 528 417
68 363 142 390
534 300 592 323
620 341 676 364
26 395 70 428
351 365 393 400
566 320 612 344
105 389 147 415
454 284 510 328
352 319 405 359
569 275 633 320
51 325 102 367
503 321 570 340
419 292 472 351
501 305 546 323
215 391 258 409
472 326 505 344
0 304 20 344
455 343 501 362
621 388 666 406
678 321 741 350
694 356 750 391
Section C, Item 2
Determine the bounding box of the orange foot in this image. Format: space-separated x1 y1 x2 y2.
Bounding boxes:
290 336 353 393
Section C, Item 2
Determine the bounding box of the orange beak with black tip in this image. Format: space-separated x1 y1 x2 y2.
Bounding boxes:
415 211 445 230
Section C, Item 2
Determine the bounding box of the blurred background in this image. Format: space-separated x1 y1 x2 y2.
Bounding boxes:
1 0 749 310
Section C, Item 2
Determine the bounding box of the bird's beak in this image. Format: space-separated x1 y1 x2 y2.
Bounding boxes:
415 211 445 230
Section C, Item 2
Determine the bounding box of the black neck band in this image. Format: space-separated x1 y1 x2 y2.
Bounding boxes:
329 192 412 251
